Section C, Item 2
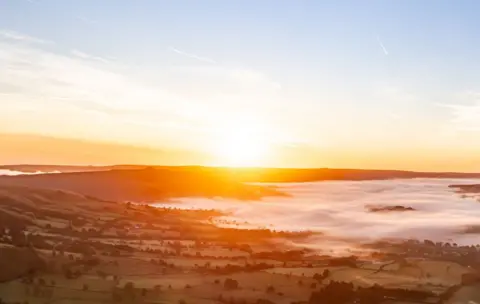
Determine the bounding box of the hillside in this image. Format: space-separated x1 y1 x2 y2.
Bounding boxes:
0 167 283 202
4 165 480 181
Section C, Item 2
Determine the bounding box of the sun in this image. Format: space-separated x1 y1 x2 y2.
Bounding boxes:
213 121 269 167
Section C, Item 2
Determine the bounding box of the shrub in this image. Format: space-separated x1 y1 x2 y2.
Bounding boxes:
224 278 239 290
124 282 134 291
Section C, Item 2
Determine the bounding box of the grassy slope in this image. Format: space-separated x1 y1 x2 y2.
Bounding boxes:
0 168 284 202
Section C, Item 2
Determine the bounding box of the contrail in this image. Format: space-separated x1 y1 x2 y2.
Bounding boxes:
377 36 388 55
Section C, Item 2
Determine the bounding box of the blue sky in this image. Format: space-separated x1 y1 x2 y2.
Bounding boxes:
2 0 480 169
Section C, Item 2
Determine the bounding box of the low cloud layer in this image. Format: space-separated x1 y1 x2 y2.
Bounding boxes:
0 169 60 176
155 178 480 248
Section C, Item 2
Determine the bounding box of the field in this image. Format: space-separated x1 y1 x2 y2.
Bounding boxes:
0 180 480 304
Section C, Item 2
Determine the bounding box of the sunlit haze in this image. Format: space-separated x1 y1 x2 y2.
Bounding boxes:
3 1 480 171
4 3 480 302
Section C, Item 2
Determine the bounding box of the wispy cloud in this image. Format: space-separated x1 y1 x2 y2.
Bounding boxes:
71 49 110 64
168 46 217 64
0 30 52 44
0 29 284 150
376 35 388 55
76 15 98 26
439 96 480 131
0 35 205 144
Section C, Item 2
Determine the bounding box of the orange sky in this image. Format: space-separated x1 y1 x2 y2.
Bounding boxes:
3 14 480 172
3 133 480 172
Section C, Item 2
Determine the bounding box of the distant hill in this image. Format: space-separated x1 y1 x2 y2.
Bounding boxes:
0 167 284 202
3 165 480 181
1 166 479 202
0 164 143 173
218 167 480 182
449 184 480 193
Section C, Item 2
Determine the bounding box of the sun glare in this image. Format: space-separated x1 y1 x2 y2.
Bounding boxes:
213 121 269 167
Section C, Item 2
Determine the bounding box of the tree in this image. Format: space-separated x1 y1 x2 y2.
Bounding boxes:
266 285 275 293
63 268 73 279
124 282 135 291
224 278 239 290
323 269 331 278
97 270 108 279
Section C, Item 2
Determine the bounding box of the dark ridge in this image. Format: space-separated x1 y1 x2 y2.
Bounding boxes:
3 165 480 182
366 205 416 213
449 184 480 193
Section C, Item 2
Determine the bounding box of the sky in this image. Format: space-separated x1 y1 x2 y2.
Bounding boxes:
2 0 480 170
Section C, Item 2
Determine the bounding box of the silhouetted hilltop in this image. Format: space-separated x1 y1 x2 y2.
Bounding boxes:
3 165 480 181
224 167 480 182
449 184 480 193
366 205 416 213
0 164 143 173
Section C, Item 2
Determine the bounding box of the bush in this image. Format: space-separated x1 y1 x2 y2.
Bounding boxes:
83 284 89 291
224 278 239 290
124 282 135 291
266 285 275 293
